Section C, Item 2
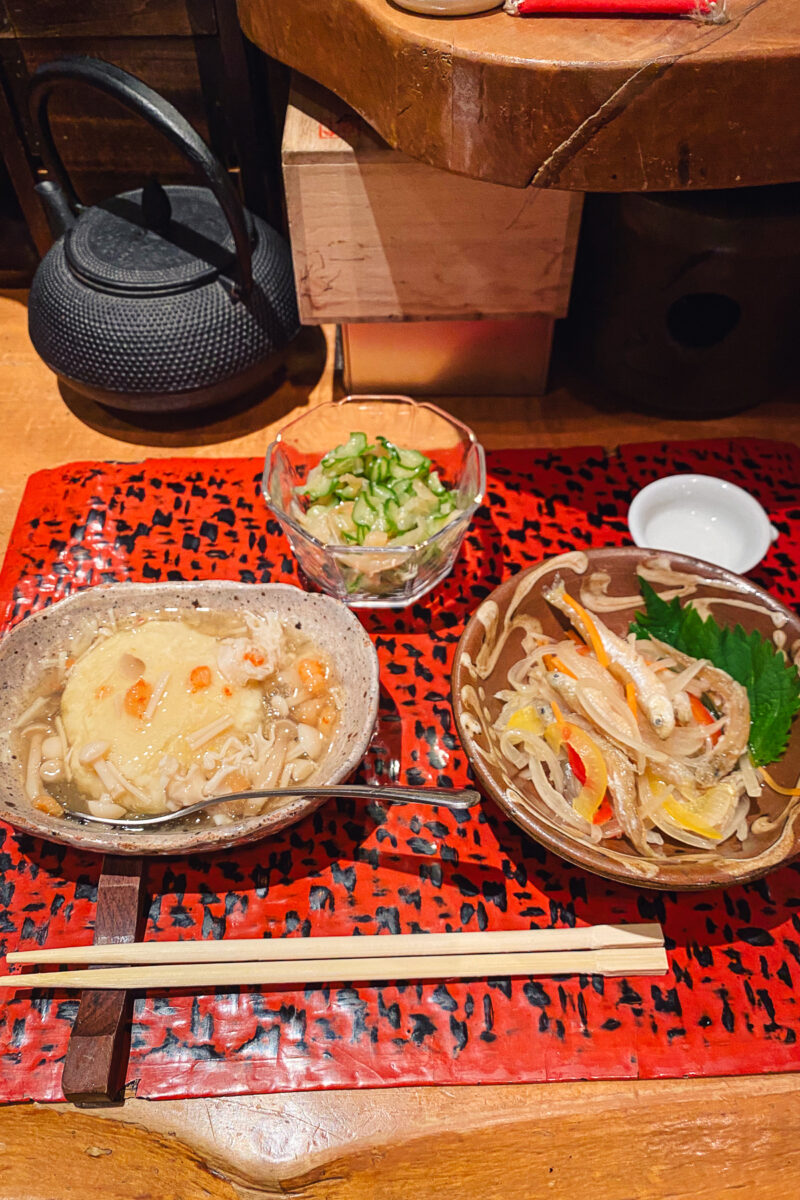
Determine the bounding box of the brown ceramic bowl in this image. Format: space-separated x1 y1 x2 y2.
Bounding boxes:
0 581 379 857
452 547 800 891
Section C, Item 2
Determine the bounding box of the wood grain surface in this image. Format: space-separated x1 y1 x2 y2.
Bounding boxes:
2 287 800 1195
17 37 217 205
3 0 217 39
2 1075 800 1198
282 76 583 323
238 0 800 192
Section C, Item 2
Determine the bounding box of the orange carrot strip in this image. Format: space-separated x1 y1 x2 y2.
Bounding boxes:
625 682 638 720
689 693 720 745
565 630 590 655
689 693 714 726
561 592 610 668
543 654 577 680
760 767 800 797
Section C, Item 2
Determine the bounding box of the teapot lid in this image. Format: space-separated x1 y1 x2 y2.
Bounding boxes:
65 183 254 297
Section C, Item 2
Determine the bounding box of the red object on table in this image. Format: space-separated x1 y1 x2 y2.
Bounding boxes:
1 439 799 1105
508 0 718 13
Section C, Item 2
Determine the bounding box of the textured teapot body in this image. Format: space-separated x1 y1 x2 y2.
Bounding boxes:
26 58 300 413
29 188 300 412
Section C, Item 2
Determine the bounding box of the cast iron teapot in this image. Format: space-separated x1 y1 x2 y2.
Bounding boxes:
27 56 300 413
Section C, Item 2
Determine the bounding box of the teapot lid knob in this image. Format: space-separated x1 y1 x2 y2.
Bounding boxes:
141 176 171 234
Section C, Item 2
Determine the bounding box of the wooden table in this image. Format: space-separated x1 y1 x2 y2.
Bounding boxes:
2 287 800 1198
238 0 800 191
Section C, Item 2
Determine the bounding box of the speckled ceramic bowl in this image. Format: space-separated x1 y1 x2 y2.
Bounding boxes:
0 581 379 856
452 547 800 891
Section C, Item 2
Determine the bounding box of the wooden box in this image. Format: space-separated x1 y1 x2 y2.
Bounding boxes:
281 75 583 393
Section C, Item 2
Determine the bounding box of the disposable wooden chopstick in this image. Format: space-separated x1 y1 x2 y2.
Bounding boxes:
6 923 663 966
0 945 668 991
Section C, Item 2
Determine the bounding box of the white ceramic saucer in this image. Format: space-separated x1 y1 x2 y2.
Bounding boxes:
627 474 778 574
392 0 502 14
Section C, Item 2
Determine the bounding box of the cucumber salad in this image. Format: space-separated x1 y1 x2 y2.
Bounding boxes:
294 432 463 548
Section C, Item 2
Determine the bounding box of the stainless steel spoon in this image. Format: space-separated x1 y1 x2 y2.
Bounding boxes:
64 785 481 829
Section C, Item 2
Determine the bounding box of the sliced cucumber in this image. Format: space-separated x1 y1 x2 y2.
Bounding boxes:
368 481 394 503
352 493 375 527
322 432 368 463
297 429 461 549
367 458 386 484
427 470 446 496
386 498 417 533
397 447 429 470
323 454 364 477
388 461 424 481
299 466 337 501
370 500 390 533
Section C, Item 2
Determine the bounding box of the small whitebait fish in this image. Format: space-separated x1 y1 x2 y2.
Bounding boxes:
544 579 676 740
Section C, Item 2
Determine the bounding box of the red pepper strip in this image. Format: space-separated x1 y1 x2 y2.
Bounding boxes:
567 744 613 824
567 743 586 784
592 795 614 826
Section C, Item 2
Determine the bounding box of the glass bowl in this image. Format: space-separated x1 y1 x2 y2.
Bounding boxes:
262 395 486 607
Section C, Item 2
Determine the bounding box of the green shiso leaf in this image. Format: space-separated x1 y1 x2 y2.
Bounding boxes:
629 577 800 767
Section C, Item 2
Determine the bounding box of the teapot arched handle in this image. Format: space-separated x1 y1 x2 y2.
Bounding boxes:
29 56 253 298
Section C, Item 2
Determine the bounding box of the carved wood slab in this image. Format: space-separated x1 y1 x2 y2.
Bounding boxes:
237 0 800 190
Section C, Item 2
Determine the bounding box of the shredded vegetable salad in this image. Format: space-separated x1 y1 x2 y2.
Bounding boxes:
294 432 462 548
492 576 783 854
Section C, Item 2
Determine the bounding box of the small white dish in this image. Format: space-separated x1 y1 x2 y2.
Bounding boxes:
627 474 778 574
392 0 502 14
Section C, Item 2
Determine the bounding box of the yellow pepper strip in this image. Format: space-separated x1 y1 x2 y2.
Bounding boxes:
560 723 608 822
543 653 577 679
546 718 607 822
662 796 723 840
625 682 638 720
544 721 561 753
759 767 800 797
507 706 545 736
560 591 610 669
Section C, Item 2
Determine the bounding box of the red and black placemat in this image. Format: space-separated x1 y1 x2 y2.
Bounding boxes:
1 438 799 1103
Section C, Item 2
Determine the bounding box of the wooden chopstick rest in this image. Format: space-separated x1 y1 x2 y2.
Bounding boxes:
0 945 668 991
7 923 663 966
60 854 146 1107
